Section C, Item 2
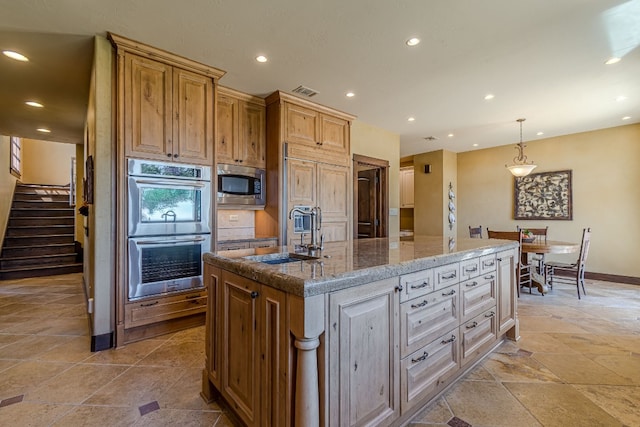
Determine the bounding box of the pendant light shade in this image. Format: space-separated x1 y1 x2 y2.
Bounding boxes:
506 118 537 177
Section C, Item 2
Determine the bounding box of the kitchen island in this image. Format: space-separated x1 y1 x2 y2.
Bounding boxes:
201 236 519 427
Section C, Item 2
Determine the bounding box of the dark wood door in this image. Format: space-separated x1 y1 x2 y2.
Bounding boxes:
357 168 378 238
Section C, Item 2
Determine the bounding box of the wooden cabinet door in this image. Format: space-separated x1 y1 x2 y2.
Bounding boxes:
221 271 261 426
123 52 173 160
400 168 414 208
285 103 320 147
260 285 287 427
240 101 266 169
204 264 221 389
317 163 349 223
287 158 316 207
328 277 400 426
173 68 213 166
496 249 517 334
320 114 349 154
216 93 239 165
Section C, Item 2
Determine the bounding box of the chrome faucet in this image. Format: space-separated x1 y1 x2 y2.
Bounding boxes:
289 206 323 253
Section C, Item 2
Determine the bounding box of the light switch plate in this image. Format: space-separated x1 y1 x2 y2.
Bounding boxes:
389 208 399 216
229 214 239 221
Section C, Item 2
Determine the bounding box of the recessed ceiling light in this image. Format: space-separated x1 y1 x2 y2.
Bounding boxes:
2 50 29 61
484 94 495 100
622 116 631 120
447 133 454 138
605 57 621 65
346 92 355 98
536 131 544 136
472 143 479 147
616 95 627 102
407 117 415 122
25 101 44 108
406 37 420 47
37 128 51 133
255 55 267 63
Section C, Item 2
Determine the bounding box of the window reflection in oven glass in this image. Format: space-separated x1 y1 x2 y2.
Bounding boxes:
140 188 201 223
141 244 201 284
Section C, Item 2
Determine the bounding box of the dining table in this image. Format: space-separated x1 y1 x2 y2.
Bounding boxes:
521 240 580 294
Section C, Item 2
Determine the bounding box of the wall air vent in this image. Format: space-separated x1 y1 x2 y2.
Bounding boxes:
292 85 319 97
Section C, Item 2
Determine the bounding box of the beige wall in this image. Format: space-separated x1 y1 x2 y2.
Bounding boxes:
414 150 444 236
351 120 401 236
0 135 18 246
21 138 76 185
456 123 640 277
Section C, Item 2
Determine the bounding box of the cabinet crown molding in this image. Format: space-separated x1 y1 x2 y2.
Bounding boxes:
265 90 356 122
108 32 226 80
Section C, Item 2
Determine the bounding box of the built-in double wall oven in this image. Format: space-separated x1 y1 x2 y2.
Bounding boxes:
127 159 211 300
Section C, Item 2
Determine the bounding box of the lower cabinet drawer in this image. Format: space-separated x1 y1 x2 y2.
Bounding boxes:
249 239 278 248
400 329 459 414
217 241 250 251
460 307 497 366
460 273 497 322
125 291 207 328
433 262 460 290
400 284 459 358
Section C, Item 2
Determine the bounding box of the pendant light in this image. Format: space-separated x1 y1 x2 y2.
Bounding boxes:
506 118 537 177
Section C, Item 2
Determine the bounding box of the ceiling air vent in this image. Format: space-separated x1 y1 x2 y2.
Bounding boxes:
292 85 319 97
424 136 438 141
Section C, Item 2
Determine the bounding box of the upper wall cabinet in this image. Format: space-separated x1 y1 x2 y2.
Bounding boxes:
217 87 266 169
110 33 226 166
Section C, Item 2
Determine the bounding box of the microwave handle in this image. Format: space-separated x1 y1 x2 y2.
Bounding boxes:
135 237 208 245
133 179 206 188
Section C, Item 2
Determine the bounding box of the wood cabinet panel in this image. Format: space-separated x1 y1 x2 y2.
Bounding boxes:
400 268 435 302
240 101 266 168
287 158 316 207
400 328 459 414
124 52 172 160
400 167 414 209
496 249 517 334
400 284 459 358
320 114 349 154
460 308 497 366
204 264 221 389
328 277 400 426
285 103 319 146
221 272 261 426
215 93 238 165
479 254 497 275
317 163 349 223
460 258 480 281
433 262 460 290
460 274 496 322
125 290 206 328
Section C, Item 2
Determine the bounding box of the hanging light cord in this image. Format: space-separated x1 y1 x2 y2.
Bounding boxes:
513 118 529 164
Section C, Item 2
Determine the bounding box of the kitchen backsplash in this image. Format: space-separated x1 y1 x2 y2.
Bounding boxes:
217 210 255 241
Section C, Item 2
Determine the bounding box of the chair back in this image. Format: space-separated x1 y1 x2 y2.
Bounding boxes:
487 230 523 260
578 228 591 267
469 225 483 238
517 226 548 243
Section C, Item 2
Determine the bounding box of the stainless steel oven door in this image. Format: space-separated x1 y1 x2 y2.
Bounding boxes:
128 176 211 236
128 234 211 300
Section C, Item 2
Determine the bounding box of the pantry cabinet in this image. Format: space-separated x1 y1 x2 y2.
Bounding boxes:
216 86 266 169
400 167 414 208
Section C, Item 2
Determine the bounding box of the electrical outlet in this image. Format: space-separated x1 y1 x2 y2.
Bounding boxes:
229 214 239 222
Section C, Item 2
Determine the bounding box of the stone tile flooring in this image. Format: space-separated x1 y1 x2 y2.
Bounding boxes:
0 273 638 426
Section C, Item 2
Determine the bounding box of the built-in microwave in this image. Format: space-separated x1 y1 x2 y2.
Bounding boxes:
217 163 265 208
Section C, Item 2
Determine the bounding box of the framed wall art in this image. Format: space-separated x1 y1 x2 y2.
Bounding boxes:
514 170 572 220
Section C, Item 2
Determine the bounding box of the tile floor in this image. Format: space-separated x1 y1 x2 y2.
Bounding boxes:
0 273 638 426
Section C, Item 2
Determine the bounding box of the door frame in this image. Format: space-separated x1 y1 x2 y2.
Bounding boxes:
352 154 389 238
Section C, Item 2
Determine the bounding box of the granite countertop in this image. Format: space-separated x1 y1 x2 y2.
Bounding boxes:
204 236 518 297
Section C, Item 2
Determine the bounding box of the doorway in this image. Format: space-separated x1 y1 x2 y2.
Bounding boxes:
352 154 389 238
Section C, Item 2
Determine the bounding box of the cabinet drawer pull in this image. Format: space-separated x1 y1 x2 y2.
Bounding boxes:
465 281 478 287
441 272 457 280
497 258 503 262
464 266 478 273
484 275 495 280
484 311 495 318
173 153 179 158
166 153 172 158
140 301 159 307
395 284 404 292
466 321 478 329
411 351 429 363
250 291 259 299
442 289 456 296
410 281 430 289
441 335 456 344
483 260 495 267
411 300 429 309
185 294 201 300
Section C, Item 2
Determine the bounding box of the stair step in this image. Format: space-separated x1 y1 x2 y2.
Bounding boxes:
3 234 75 247
6 225 75 237
8 217 74 227
0 253 78 269
12 200 73 209
10 208 75 218
1 243 77 258
14 192 70 202
0 263 83 280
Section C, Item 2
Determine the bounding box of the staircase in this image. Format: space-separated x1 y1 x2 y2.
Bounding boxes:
0 183 82 280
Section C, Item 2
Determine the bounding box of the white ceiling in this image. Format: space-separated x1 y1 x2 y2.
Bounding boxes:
0 0 639 156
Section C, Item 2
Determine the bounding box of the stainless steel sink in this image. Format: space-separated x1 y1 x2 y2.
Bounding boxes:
245 252 319 264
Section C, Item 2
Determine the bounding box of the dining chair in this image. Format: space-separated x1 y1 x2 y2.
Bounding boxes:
487 229 532 296
469 225 483 238
545 228 591 299
517 226 549 277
